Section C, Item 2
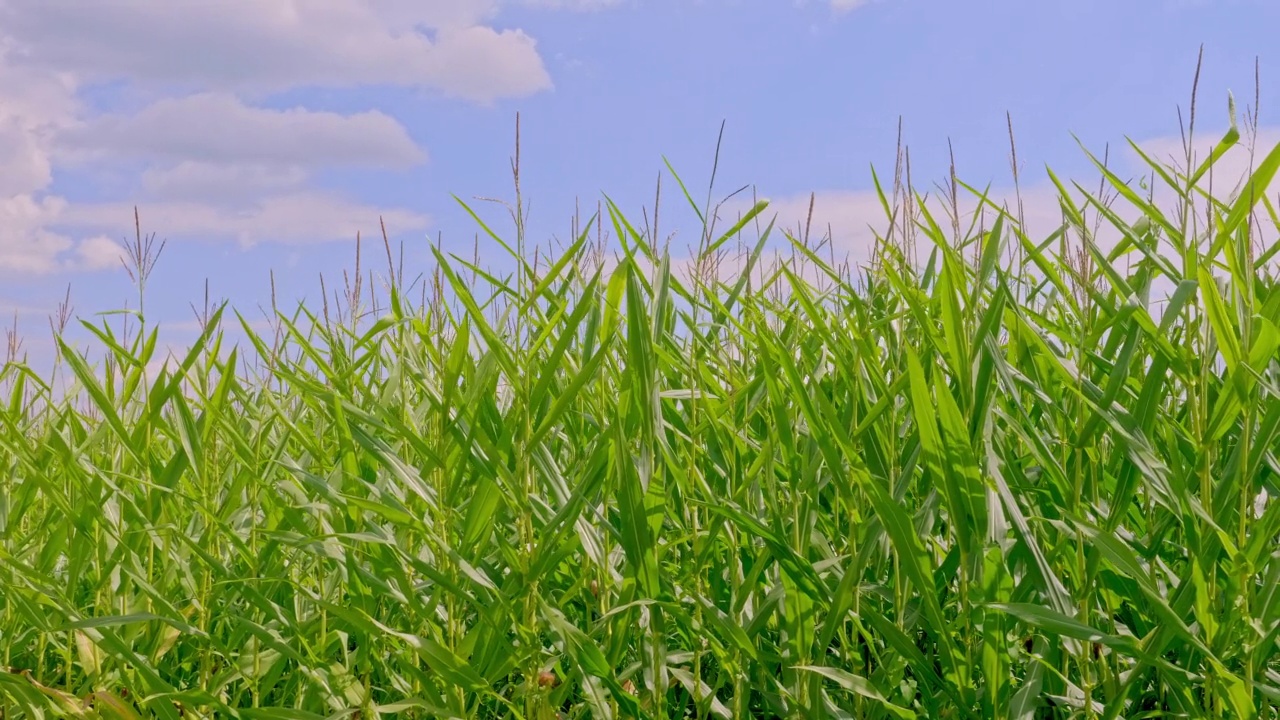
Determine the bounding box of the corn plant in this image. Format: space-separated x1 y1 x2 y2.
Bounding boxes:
1 105 1280 719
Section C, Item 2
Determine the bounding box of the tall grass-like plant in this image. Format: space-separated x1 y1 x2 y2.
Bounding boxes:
2 100 1280 718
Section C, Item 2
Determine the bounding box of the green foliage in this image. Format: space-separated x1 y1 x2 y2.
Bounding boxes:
2 120 1279 719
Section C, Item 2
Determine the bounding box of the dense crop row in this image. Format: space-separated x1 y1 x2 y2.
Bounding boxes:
2 112 1280 718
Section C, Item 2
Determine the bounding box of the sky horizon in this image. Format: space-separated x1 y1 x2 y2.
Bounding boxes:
1 0 1278 371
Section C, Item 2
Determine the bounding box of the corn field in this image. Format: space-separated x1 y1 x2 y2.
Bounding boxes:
2 110 1280 718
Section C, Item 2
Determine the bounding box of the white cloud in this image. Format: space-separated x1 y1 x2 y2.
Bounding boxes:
1114 126 1280 261
753 190 889 267
74 235 128 271
0 0 551 102
0 194 73 274
59 192 431 248
0 56 81 272
140 163 312 203
0 0 556 274
830 0 872 13
0 84 434 272
0 117 53 196
58 93 425 169
733 175 1128 281
514 0 623 10
370 0 503 30
0 60 77 196
0 196 134 274
1131 126 1280 201
730 186 1037 269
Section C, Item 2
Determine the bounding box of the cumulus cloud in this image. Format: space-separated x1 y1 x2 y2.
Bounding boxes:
58 93 425 169
140 163 312 204
59 193 431 248
0 117 53 197
0 194 132 274
752 190 890 266
514 0 623 10
74 235 129 271
0 0 551 102
830 0 872 13
0 0 560 274
0 59 77 196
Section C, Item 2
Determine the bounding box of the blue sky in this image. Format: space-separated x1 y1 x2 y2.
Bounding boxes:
1 0 1277 366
